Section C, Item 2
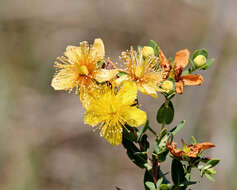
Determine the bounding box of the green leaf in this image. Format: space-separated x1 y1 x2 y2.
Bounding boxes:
145 182 156 190
144 170 155 190
170 120 185 136
123 124 137 141
144 163 152 171
184 181 197 185
137 120 149 142
154 130 173 162
154 134 170 155
199 58 214 70
159 184 171 190
157 150 169 162
205 173 215 182
157 101 174 125
192 49 208 60
206 159 220 168
206 168 217 175
148 40 159 56
156 178 163 188
115 187 122 190
191 136 197 145
141 134 150 151
159 128 168 138
122 133 147 168
171 159 185 185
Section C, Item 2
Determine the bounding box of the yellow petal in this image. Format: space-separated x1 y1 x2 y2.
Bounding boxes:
93 38 105 59
100 123 123 146
117 81 137 105
51 66 78 90
84 111 104 127
137 83 158 98
65 46 81 64
80 83 109 109
94 69 118 83
123 107 147 127
114 74 129 86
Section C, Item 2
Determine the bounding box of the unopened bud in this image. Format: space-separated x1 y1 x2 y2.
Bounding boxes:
194 55 206 67
142 46 154 57
161 80 174 92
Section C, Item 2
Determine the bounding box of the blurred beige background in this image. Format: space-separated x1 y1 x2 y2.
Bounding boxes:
0 0 237 190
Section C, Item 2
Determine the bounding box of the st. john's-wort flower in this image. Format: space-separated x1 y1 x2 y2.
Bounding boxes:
51 38 117 94
159 48 203 94
167 139 215 159
115 47 163 98
83 81 147 146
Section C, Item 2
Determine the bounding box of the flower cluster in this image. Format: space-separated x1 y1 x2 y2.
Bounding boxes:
51 38 219 189
51 39 212 146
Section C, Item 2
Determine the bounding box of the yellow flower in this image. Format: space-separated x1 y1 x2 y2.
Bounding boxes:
83 81 147 146
116 47 163 98
51 38 117 93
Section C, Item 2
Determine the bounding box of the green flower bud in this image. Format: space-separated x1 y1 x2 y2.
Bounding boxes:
194 55 207 67
161 80 174 92
142 46 154 57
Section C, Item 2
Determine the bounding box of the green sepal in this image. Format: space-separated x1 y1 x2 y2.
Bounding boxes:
160 78 176 96
192 49 208 60
117 71 128 77
171 159 185 186
157 101 174 125
115 187 122 190
181 69 189 75
170 120 185 136
198 58 214 70
148 40 159 56
97 58 105 68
